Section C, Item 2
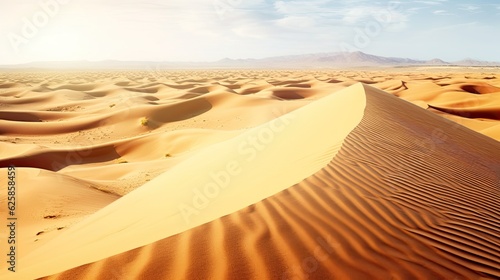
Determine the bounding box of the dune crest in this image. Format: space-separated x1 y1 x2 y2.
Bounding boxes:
5 83 366 279
38 83 500 280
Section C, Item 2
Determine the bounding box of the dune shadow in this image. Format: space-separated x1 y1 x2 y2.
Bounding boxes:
0 145 121 171
460 84 500 94
0 111 42 122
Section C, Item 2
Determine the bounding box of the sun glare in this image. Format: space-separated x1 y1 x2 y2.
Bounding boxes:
27 25 86 61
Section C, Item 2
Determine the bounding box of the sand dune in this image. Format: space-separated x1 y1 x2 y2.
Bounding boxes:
2 78 366 280
0 69 499 279
0 168 119 262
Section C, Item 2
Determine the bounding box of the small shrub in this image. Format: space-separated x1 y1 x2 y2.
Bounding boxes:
140 117 149 126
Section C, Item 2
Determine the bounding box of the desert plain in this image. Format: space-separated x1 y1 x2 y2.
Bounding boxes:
0 68 499 279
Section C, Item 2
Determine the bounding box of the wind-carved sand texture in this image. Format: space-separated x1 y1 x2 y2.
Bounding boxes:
0 70 499 279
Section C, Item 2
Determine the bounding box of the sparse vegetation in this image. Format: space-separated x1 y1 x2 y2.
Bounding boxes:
165 153 172 158
118 160 128 164
140 117 149 126
109 103 116 108
44 215 58 219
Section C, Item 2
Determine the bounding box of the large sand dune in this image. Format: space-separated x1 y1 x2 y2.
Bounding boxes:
0 69 499 279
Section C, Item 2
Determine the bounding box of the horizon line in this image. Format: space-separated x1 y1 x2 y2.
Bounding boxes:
1 51 498 67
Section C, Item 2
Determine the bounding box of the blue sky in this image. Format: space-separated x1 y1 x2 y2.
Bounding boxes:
0 0 499 64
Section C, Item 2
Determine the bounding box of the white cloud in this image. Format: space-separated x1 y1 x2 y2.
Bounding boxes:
428 21 478 32
273 0 333 15
433 10 453 15
341 5 408 30
413 0 448 5
275 16 315 30
459 4 481 12
342 7 374 24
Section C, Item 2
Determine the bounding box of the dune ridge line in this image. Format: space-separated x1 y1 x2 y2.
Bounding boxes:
7 83 367 280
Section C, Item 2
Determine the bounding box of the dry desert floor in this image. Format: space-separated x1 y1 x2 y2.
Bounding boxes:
0 68 499 279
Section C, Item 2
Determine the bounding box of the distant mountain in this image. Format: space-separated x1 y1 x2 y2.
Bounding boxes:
452 58 500 67
426 58 450 65
2 52 499 69
213 51 424 68
214 52 500 68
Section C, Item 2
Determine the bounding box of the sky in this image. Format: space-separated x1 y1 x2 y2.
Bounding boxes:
0 0 499 65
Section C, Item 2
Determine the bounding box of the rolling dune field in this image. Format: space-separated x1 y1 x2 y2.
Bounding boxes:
0 69 499 279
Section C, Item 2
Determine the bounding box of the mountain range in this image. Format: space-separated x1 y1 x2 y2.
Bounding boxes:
2 51 499 69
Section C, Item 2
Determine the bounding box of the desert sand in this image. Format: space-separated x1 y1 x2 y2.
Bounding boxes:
0 69 499 279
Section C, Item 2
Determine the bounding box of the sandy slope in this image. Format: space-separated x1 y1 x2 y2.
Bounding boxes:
0 69 499 279
7 83 365 280
0 168 119 259
40 83 500 280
